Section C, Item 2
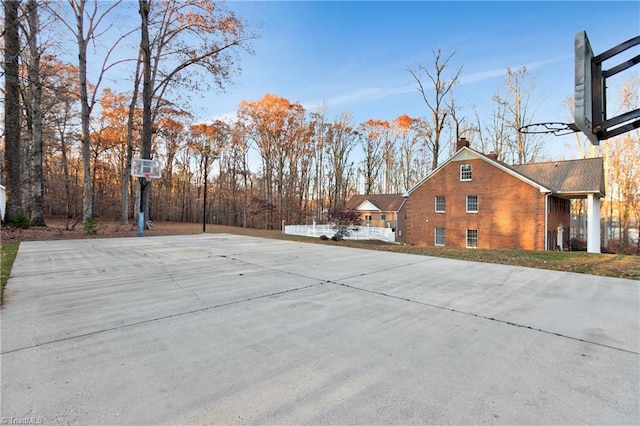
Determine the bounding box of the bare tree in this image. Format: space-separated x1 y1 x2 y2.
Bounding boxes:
20 0 46 225
49 0 129 224
358 119 387 194
604 77 640 253
136 0 255 226
41 58 81 229
237 94 305 228
393 115 430 191
309 103 328 221
326 113 357 211
408 49 462 169
474 101 510 162
3 0 23 224
564 96 599 159
494 66 544 164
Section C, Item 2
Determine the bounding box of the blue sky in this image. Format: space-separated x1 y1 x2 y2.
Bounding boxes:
195 0 639 159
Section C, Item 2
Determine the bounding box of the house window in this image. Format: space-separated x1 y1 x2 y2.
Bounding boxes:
435 227 445 246
460 164 472 181
364 214 372 222
381 214 387 221
435 196 445 213
466 195 478 213
466 229 478 248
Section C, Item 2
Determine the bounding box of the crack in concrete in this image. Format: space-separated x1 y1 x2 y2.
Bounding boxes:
0 282 325 356
326 280 640 356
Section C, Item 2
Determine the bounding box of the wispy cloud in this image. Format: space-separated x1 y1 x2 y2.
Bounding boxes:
206 55 572 121
460 55 571 85
307 55 572 111
303 85 414 111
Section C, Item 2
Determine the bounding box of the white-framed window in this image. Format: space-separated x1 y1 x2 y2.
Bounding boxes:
466 195 478 213
380 214 386 221
466 229 478 248
460 164 472 181
435 227 445 246
435 196 445 213
364 214 372 222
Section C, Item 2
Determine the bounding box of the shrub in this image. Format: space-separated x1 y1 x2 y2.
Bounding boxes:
9 212 31 229
83 217 99 235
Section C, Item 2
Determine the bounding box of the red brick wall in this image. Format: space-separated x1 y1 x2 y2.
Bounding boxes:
405 157 553 250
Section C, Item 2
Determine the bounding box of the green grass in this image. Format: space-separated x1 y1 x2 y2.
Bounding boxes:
1 241 19 303
205 225 640 280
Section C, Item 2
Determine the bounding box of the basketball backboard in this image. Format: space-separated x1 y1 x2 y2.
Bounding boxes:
574 31 600 145
574 31 640 145
131 158 162 179
521 32 639 142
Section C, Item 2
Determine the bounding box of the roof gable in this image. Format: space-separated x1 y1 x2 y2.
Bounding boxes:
345 194 406 212
405 146 604 197
405 147 550 195
357 200 380 211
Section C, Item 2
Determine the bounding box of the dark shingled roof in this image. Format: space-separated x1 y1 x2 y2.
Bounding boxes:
509 157 604 195
345 194 406 212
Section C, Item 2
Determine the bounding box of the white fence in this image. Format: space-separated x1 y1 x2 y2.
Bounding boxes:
284 224 396 243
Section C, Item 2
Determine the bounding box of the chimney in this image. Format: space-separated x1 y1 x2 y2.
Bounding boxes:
456 137 470 151
486 152 498 160
346 188 356 200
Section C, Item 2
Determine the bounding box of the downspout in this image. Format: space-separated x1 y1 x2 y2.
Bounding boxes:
544 193 550 251
397 196 408 241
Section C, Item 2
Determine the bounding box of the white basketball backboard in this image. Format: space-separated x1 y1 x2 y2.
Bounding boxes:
131 158 162 179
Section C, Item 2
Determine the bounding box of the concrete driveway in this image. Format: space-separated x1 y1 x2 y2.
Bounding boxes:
1 234 638 425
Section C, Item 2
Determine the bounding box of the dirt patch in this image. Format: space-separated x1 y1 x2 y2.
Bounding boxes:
1 218 203 242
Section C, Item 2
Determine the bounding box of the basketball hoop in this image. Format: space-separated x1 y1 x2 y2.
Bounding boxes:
518 122 580 137
131 158 162 179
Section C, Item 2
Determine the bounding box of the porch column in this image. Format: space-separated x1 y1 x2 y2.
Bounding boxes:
587 194 601 254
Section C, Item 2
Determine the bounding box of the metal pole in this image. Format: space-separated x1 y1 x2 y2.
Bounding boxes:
203 152 208 233
138 177 145 237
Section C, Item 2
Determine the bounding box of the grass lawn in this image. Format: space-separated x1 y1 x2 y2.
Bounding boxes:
1 241 19 302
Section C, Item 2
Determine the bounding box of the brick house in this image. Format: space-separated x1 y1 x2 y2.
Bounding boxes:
344 193 407 242
403 139 604 252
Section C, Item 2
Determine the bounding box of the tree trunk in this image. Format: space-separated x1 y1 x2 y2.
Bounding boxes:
26 0 46 226
3 0 22 223
139 0 153 226
75 0 93 224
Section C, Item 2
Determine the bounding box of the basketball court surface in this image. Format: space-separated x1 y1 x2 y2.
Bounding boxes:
1 233 638 424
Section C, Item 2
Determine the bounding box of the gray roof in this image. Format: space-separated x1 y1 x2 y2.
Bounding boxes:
510 157 604 195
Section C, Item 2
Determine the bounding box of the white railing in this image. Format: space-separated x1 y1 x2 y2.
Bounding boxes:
284 224 396 243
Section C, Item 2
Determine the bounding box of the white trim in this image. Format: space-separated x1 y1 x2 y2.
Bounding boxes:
434 227 445 246
356 200 381 211
466 229 478 248
406 147 551 195
435 195 445 213
466 195 478 213
460 163 473 181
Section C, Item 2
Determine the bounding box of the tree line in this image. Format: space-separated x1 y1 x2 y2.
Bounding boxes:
2 1 638 246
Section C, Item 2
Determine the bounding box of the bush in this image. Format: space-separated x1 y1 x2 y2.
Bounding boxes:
83 217 99 235
9 212 31 229
319 235 329 240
